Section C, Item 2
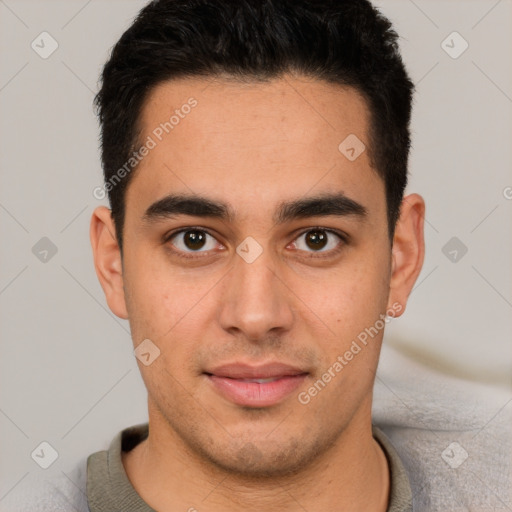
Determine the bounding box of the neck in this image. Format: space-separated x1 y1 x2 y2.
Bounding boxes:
123 399 389 512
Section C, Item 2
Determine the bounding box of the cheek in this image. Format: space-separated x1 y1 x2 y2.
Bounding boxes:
123 255 211 395
301 254 390 345
299 260 390 412
122 246 215 344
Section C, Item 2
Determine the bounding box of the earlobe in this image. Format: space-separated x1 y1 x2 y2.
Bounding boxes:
90 207 129 319
386 193 425 317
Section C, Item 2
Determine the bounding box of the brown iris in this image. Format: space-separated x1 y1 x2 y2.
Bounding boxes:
305 230 328 251
183 230 207 250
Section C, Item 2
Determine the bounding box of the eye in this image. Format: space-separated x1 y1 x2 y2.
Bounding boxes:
165 226 347 261
167 228 220 255
290 228 346 255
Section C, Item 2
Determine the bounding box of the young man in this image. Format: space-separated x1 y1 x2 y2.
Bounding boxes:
86 2 423 511
9 1 509 511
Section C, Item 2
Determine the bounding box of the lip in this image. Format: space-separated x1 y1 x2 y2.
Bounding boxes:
205 362 308 407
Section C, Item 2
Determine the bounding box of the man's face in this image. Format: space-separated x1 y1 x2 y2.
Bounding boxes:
118 76 394 475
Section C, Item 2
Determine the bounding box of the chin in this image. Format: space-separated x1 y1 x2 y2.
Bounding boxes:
191 433 328 479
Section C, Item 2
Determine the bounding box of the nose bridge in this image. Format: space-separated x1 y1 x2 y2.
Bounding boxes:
219 239 293 339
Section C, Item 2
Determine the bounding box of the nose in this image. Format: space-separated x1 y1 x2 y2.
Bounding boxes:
218 243 294 343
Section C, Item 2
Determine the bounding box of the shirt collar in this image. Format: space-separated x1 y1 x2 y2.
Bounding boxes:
87 423 412 512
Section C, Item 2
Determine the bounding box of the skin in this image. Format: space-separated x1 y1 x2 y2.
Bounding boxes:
90 74 425 512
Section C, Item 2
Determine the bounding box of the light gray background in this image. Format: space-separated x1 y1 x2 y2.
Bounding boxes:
1 0 511 503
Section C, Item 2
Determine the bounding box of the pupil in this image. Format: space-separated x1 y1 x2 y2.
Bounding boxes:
306 230 327 250
185 230 206 250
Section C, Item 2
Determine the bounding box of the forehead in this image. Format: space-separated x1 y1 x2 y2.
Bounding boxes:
127 75 382 222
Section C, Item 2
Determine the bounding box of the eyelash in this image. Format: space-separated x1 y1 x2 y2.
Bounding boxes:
164 226 348 260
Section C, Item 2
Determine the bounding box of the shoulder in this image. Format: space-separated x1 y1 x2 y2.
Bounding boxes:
374 346 512 512
0 456 90 512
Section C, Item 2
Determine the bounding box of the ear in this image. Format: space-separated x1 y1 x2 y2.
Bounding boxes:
386 193 425 317
90 206 129 319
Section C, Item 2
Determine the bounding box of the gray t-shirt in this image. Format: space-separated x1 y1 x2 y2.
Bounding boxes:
84 423 412 512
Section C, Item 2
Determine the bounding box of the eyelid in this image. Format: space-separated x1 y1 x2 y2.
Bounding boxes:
294 226 348 243
290 226 348 258
164 226 218 243
164 226 223 256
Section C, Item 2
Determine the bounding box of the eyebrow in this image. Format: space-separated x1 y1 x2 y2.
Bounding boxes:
143 192 368 225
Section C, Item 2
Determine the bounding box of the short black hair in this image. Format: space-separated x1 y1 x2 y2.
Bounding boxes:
94 0 414 249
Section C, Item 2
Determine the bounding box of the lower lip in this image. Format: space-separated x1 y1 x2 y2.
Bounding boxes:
207 374 308 407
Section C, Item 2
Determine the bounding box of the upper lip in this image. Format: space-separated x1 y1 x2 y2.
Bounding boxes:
205 362 308 379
